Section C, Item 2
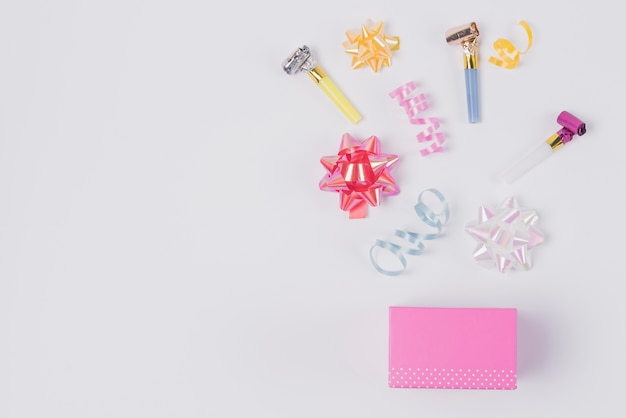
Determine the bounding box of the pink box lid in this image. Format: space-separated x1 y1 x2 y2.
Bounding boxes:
389 307 517 389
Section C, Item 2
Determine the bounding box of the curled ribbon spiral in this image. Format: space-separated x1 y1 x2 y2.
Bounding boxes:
488 21 533 69
370 189 449 276
390 82 446 156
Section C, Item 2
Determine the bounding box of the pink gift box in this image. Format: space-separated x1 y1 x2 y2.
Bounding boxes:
389 307 517 390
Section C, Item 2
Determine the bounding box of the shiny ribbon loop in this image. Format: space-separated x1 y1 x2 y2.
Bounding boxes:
413 118 445 156
370 188 449 276
402 94 429 120
488 21 533 69
389 82 446 156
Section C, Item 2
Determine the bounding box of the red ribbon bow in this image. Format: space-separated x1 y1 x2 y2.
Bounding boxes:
319 133 399 218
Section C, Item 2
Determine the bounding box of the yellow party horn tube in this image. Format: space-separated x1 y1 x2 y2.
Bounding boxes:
282 45 362 124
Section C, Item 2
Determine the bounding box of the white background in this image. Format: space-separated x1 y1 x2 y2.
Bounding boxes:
1 0 625 417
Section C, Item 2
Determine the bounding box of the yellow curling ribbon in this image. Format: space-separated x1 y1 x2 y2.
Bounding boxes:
343 21 400 72
488 20 533 69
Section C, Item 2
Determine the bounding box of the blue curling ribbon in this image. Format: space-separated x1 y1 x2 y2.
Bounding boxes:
370 188 449 276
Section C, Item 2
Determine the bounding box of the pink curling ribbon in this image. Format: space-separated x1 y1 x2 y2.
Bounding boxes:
389 82 446 156
319 133 399 219
370 188 449 275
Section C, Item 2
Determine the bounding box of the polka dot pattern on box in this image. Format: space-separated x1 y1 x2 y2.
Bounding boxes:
388 367 517 389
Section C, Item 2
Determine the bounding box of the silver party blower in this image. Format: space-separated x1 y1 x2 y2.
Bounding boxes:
282 45 362 124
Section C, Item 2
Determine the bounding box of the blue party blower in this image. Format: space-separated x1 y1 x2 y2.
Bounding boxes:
446 22 480 123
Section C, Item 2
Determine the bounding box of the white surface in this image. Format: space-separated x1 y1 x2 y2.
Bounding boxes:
1 1 625 417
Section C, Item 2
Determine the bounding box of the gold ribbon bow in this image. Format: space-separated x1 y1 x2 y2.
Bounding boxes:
343 21 400 72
